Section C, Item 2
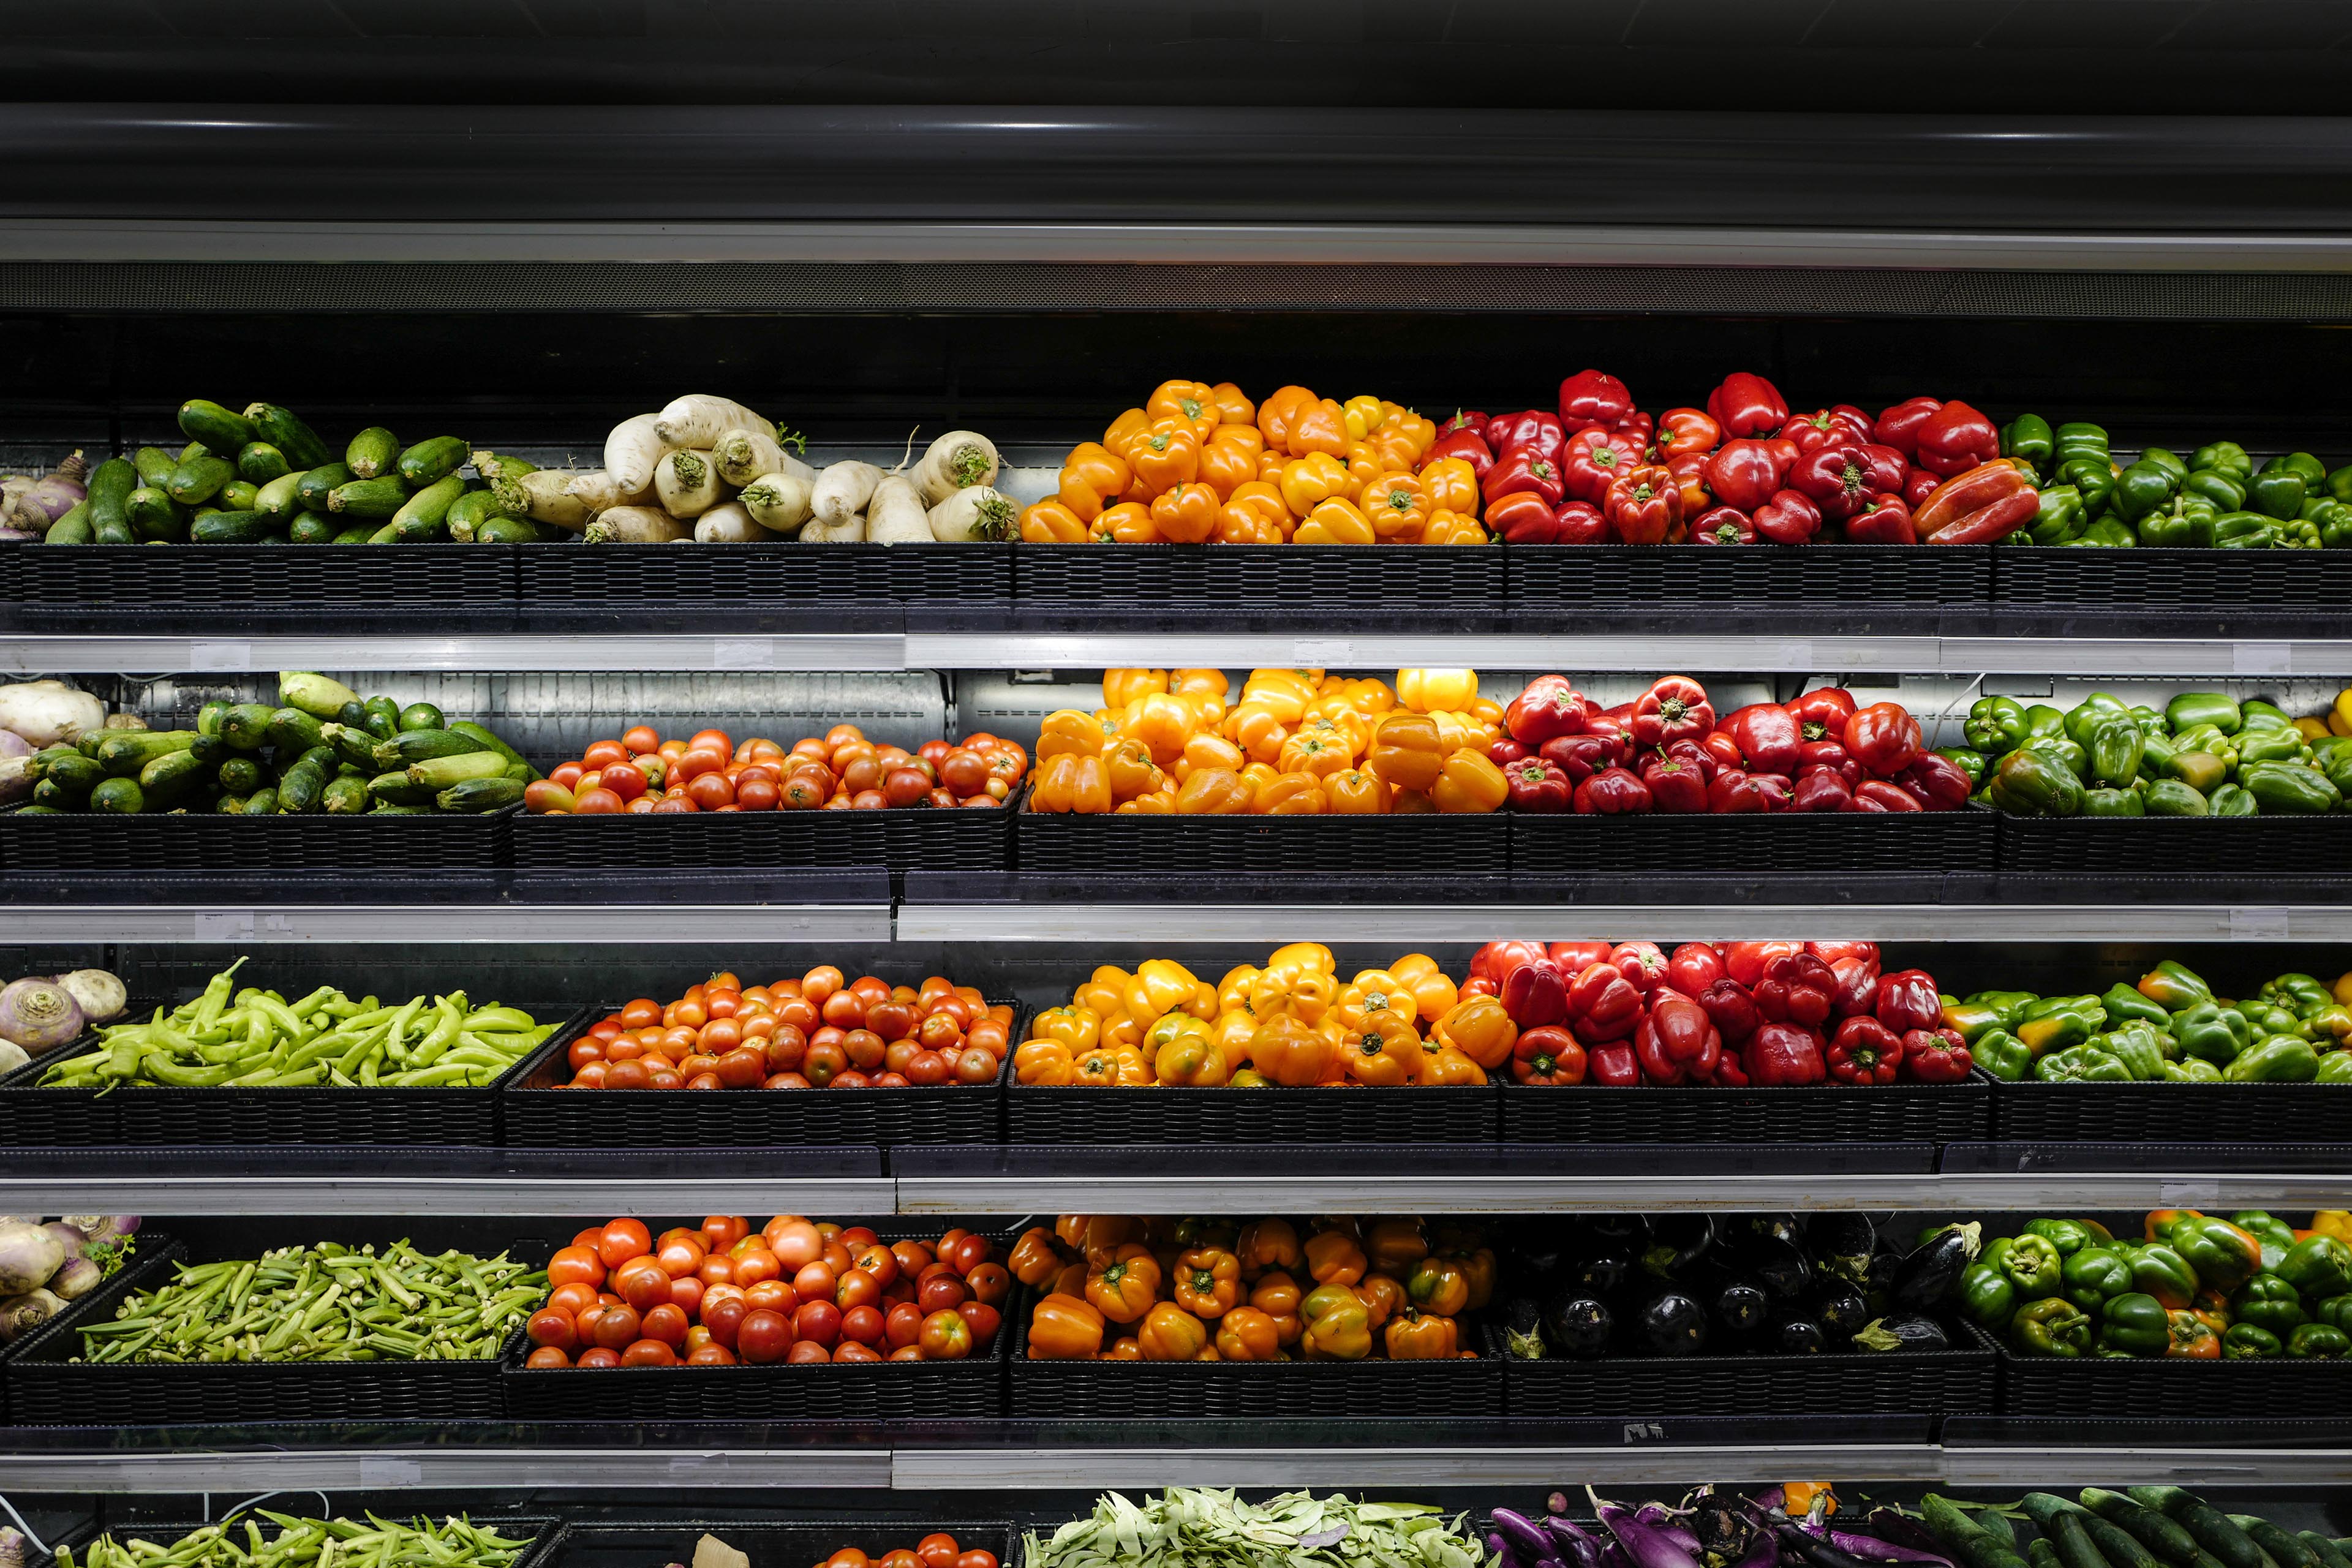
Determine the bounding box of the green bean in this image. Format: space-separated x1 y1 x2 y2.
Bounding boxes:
70 1515 535 1568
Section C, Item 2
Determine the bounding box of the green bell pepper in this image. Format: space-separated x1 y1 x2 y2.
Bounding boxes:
2312 1294 2352 1333
2062 1245 2136 1313
1964 696 2030 754
1963 990 2037 1026
1943 999 2020 1044
2239 999 2305 1039
2028 483 2087 546
2325 751 2352 801
2211 783 2257 816
2231 1210 2297 1269
2165 693 2243 735
2125 1242 2199 1309
2079 786 2143 817
2022 1217 2106 1256
2084 716 2144 788
2164 1057 2223 1083
2214 511 2282 549
2097 1291 2171 1356
2315 1049 2352 1083
2074 516 2137 548
2181 469 2246 511
2000 413 2054 473
2099 1022 2167 1080
2018 995 2106 1056
2037 1044 2133 1082
2223 1033 2321 1081
2112 459 2180 521
1972 1028 2033 1082
2144 779 2212 818
2056 422 2110 463
2172 727 2240 772
1988 748 2084 817
2063 693 2132 748
2192 440 2253 480
2237 725 2310 766
2000 1233 2067 1294
2139 960 2214 1009
2261 971 2335 1017
2057 458 2116 519
1959 1261 2019 1331
2101 983 2169 1027
2240 761 2339 814
1936 747 1986 789
2241 698 2294 729
2287 1322 2351 1358
2314 499 2352 549
2250 466 2310 521
2166 1214 2265 1293
2171 1001 2251 1065
2024 734 2090 775
2283 518 2323 549
2231 1274 2308 1335
2277 451 2328 488
2223 1322 2282 1359
2275 1235 2352 1300
2329 461 2352 503
2010 1296 2091 1357
2135 494 2218 549
2024 703 2068 739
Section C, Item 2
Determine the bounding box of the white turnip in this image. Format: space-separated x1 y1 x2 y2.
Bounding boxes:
56 969 124 1025
739 471 813 533
865 474 930 545
0 756 31 808
810 461 884 529
654 394 771 450
0 1219 63 1296
913 431 1001 506
584 506 692 544
603 412 671 496
712 426 813 489
692 501 778 543
655 450 724 519
0 680 104 746
927 485 1018 542
0 1287 65 1344
0 977 81 1053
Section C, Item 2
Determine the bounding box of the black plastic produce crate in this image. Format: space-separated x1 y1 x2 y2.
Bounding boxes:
1488 1321 1994 1417
0 804 515 875
1004 1055 1499 1146
545 1520 1017 1568
1989 1076 2352 1144
0 1231 176 1426
514 541 1013 621
1009 1305 1500 1421
1511 807 1997 880
0 1001 585 1147
1994 812 2352 880
507 797 1013 875
0 541 516 630
502 1005 1008 1148
1017 804 1509 876
1981 1318 2352 1420
1015 542 1507 619
6 1234 525 1426
34 1516 562 1568
1994 548 2352 634
1499 1073 1991 1145
1507 544 1993 627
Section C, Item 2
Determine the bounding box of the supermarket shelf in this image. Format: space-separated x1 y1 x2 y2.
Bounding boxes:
0 1174 899 1216
0 1448 892 1492
0 633 907 675
892 1444 1944 1488
0 903 894 943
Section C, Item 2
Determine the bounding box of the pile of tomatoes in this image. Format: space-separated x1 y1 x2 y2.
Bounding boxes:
561 968 1011 1091
807 1538 997 1568
523 1215 1009 1368
522 723 1029 815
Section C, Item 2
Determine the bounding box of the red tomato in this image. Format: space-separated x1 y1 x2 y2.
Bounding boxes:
570 1346 617 1369
938 749 989 795
820 989 867 1030
701 1215 748 1251
793 1261 837 1300
884 1300 925 1349
565 1038 605 1071
639 1303 690 1348
963 1261 1011 1306
672 748 725 782
835 1268 881 1313
686 1343 737 1365
524 780 577 815
946 1233 993 1275
736 1308 794 1363
548 761 586 790
918 1273 969 1314
732 1249 783 1287
764 1028 809 1074
767 1219 823 1268
591 1303 641 1350
742 1279 796 1314
548 1281 598 1318
599 761 647 802
831 1069 872 1089
841 1028 884 1071
616 1259 674 1314
904 1050 950 1087
650 797 696 813
916 1011 963 1052
619 724 660 753
840 1303 886 1345
785 1340 831 1363
918 1528 965 1560
851 1243 900 1288
686 771 735 810
794 1299 842 1349
548 1246 605 1287
701 1295 747 1350
882 1038 920 1076
668 1275 705 1315
655 1237 705 1278
891 1240 935 1276
734 775 780 812
775 994 820 1032
526 1306 577 1350
525 1345 571 1369
881 766 931 807
918 1308 973 1360
687 728 731 754
883 1548 924 1568
957 1299 1003 1349
620 1337 677 1367
954 1047 1000 1085
711 1047 762 1088
802 1039 846 1087
958 1554 997 1568
582 739 628 769
574 787 625 815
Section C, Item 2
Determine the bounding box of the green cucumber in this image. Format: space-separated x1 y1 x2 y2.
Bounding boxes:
86 456 138 545
253 471 306 521
196 701 229 739
321 722 382 771
327 477 411 518
29 777 77 809
95 728 195 777
178 399 255 454
436 775 524 812
373 728 481 767
345 426 400 479
264 706 325 756
398 701 445 732
2034 1509 2108 1568
216 755 262 794
278 670 360 720
361 695 401 741
331 523 377 545
125 486 187 543
132 447 179 489
382 473 469 541
447 720 528 775
474 514 549 543
409 750 508 790
236 441 291 484
243 786 277 816
294 461 353 511
396 435 470 486
242 403 331 469
219 703 275 751
2232 1522 2316 1568
320 774 371 815
443 488 503 541
45 503 92 544
165 453 234 506
189 510 274 545
334 760 366 779
214 793 243 815
274 761 326 815
140 747 210 802
2131 1491 2273 1568
1921 1496 2032 1568
42 753 104 796
287 511 337 545
368 770 433 806
2083 1515 2168 1568
369 802 429 815
218 479 261 512
2297 1540 2351 1568
88 776 144 813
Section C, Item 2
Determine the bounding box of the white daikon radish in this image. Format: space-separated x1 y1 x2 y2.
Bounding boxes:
739 470 813 533
796 511 867 543
913 431 1001 506
927 485 1018 542
695 1536 751 1568
810 460 884 529
603 412 670 497
584 506 692 543
712 426 814 489
693 501 778 543
0 682 105 746
514 470 592 532
564 469 654 516
655 450 724 519
654 394 771 450
866 474 931 545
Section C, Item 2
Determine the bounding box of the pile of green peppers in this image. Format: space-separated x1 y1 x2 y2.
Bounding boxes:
1944 959 2352 1084
1999 415 2352 548
1955 1210 2352 1360
1943 688 2352 818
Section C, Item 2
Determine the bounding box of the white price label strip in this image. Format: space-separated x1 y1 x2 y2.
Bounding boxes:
2230 908 2292 941
1292 640 1354 665
2234 642 2293 675
2160 1181 2222 1208
358 1458 422 1487
713 636 776 671
192 910 255 941
189 641 252 672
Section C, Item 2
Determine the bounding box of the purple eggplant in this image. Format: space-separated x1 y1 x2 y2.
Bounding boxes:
1823 1536 1952 1568
1495 1510 1558 1564
1855 1513 1945 1558
1545 1516 1604 1568
1595 1493 1706 1568
1777 1525 1953 1568
1490 1533 1517 1568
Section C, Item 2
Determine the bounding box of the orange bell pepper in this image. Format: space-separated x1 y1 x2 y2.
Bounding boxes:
1090 501 1161 543
1102 1336 1140 1360
1250 1012 1335 1085
1361 470 1432 542
1257 385 1316 452
1027 1292 1107 1359
1013 1038 1077 1085
1303 1229 1368 1286
1251 965 1337 1024
1070 1048 1121 1085
1032 752 1112 813
1174 667 1230 698
1182 731 1247 777
1021 498 1091 542
1364 1218 1430 1276
1266 941 1335 976
1248 1269 1303 1343
1452 1246 1498 1310
1419 456 1480 515
1102 736 1163 801
1342 441 1384 500
1384 1307 1457 1359
1278 452 1354 517
1335 972 1419 1031
1240 669 1316 717
1174 767 1254 815
1367 712 1445 791
1390 407 1439 459
1430 747 1509 813
1341 1011 1423 1086
1150 481 1221 545
1195 439 1259 502
1286 398 1350 459
1217 482 1289 543
1085 1243 1162 1323
1037 708 1112 759
1433 994 1518 1069
1008 1226 1069 1287
1365 423 1422 475
1129 417 1202 494
1102 669 1167 707
1340 395 1385 440
1356 1271 1403 1330
1128 958 1203 1021
1226 706 1290 766
1210 382 1256 428
1136 1302 1209 1361
1213 1305 1280 1361
1238 761 1280 794
1173 1247 1243 1317
1033 1004 1101 1051
1118 788 1177 815
1237 1218 1302 1276
1420 508 1488 546
1406 1255 1470 1316
1325 769 1391 814
1103 407 1150 454
1389 954 1460 1021
1254 771 1328 815
1293 496 1374 546
1124 692 1197 764
1276 728 1353 780
1419 1044 1489 1085
1147 379 1221 440
1057 442 1133 523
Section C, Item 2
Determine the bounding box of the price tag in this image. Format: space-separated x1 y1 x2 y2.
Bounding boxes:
358 1458 422 1487
668 1455 714 1476
1765 639 1817 671
1292 640 1354 666
2160 1181 2222 1208
1620 1422 1668 1443
2234 642 2293 675
189 641 252 672
193 910 255 941
712 636 775 671
2230 907 2291 941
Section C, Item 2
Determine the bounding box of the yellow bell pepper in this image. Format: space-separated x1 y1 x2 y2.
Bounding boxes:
1422 508 1488 545
1278 726 1355 779
1303 1231 1368 1286
1184 981 1219 1020
1340 1011 1423 1086
1038 708 1112 759
1123 692 1199 765
1021 498 1092 542
1292 496 1374 546
1033 1005 1101 1052
1335 972 1419 1032
1382 1308 1458 1360
1102 668 1168 707
1126 959 1202 1023
1420 456 1480 515
1175 767 1254 814
1033 752 1112 813
1251 965 1337 1024
2296 715 2332 742
1210 1008 1257 1063
2310 1211 2352 1243
2332 687 2352 737
1342 441 1384 500
1012 1038 1076 1085
1419 1044 1489 1085
1366 712 1446 791
1277 451 1353 517
1396 668 1479 714
1326 769 1390 814
1341 394 1385 440
1300 1284 1371 1360
1076 967 1130 1020
1250 1012 1335 1085
1360 470 1432 543
1430 747 1509 813
1056 442 1133 524
1389 954 1459 1021
1254 771 1329 815
1433 994 1517 1069
1174 667 1229 698
1265 941 1335 976
1152 1020 1227 1087
1146 379 1221 441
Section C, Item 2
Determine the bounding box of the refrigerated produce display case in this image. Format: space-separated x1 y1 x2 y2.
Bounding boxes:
4 9 2352 1562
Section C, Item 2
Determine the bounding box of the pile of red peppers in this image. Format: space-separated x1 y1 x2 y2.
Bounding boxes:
1425 368 2038 546
1467 938 1973 1087
1493 673 1970 815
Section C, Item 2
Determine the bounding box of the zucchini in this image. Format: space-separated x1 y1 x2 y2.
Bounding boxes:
336 699 367 728
243 786 277 816
368 770 433 806
295 461 353 511
334 760 366 779
345 426 399 479
396 435 470 486
85 456 138 545
165 453 234 505
189 732 224 765
88 776 143 813
189 510 274 545
219 480 261 513
2083 1516 2168 1568
264 706 325 756
1921 1496 2032 1568
242 403 331 469
178 399 255 454
373 728 480 767
216 755 262 794
474 514 549 543
447 720 528 775
321 722 381 771
125 486 186 543
383 473 469 541
45 505 92 544
320 774 371 815
436 775 524 812
369 802 429 815
275 761 326 815
443 488 503 541
285 744 337 779
2298 1540 2351 1568
407 750 508 790
327 477 411 518
140 747 209 802
279 670 360 720
132 446 178 489
214 793 243 815
330 523 377 545
254 471 306 520
469 449 533 483
287 511 337 544
74 730 105 757
29 777 78 809
42 753 104 796
2232 1523 2315 1568
361 695 401 741
219 702 276 751
195 701 229 739
2130 1492 2273 1568
94 728 195 777
399 702 445 732
236 441 291 484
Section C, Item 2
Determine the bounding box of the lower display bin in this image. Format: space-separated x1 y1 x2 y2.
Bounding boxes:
1995 812 2352 879
1017 807 1508 876
1004 1065 1499 1146
1016 541 1508 622
1985 1318 2352 1420
0 1231 177 1426
1995 547 2352 636
545 1520 1018 1568
507 798 1014 875
1009 1309 1501 1420
0 540 517 631
1499 1075 1991 1145
514 540 1012 624
1488 1320 1994 1417
1511 807 1996 881
0 804 514 875
1509 544 1994 631
1989 1076 2352 1143
36 1516 561 1568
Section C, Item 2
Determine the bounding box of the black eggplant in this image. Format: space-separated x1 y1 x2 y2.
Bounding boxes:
1850 1313 1950 1353
1891 1221 1981 1311
1640 1213 1719 1278
1807 1213 1879 1286
1627 1284 1709 1356
1571 1246 1632 1296
1732 1213 1803 1251
1542 1290 1613 1357
1860 1248 1901 1313
1581 1214 1650 1246
1691 1499 1753 1562
1731 1234 1814 1300
1686 1259 1770 1334
1765 1310 1828 1354
1501 1296 1546 1360
1814 1282 1873 1340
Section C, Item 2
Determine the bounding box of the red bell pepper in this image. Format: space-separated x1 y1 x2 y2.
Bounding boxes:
1706 372 1789 440
1829 956 1879 1019
1587 1041 1642 1086
1503 756 1574 813
1746 1021 1826 1086
1752 488 1823 545
1558 369 1635 434
1567 962 1643 1043
1548 940 1611 970
1703 438 1789 512
1541 732 1621 783
1850 780 1923 812
1656 407 1721 459
1842 493 1915 545
1707 769 1790 812
1755 951 1838 1027
1422 426 1494 479
1808 939 1881 972
1472 940 1547 989
1901 1027 1972 1082
1797 738 1860 785
1574 766 1652 814
1724 940 1800 987
1787 686 1856 739
1562 427 1644 506
1609 941 1668 993
1827 1016 1904 1085
1640 756 1708 813
1511 1023 1586 1085
1843 702 1922 777
1666 942 1724 997
1874 968 1943 1033
1871 396 1942 459
1551 500 1610 544
1505 674 1591 745
1691 505 1755 545
1664 451 1713 516
1902 465 1941 508
1439 409 1488 437
1483 447 1565 509
1779 405 1875 453
1646 994 1722 1081
1488 737 1528 767
1915 462 2038 545
1665 737 1722 782
1718 702 1802 775
1630 676 1714 750
1710 1052 1750 1087
1631 1012 1681 1085
1893 752 1971 812
1788 442 1907 522
1789 769 1853 813
1697 976 1762 1045
1913 399 1998 478
1486 409 1564 463
1500 955 1569 1027
1604 464 1683 545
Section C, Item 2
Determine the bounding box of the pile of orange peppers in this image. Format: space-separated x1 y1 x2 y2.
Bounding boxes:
1015 1213 1492 1360
1027 666 1511 815
1018 381 1488 546
1012 943 1518 1088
